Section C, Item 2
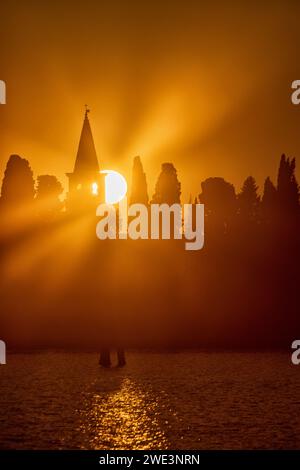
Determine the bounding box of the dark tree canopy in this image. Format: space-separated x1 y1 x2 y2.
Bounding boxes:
261 176 277 222
152 163 181 205
237 176 260 222
36 175 63 201
130 156 148 205
0 154 35 205
277 154 299 214
199 177 236 216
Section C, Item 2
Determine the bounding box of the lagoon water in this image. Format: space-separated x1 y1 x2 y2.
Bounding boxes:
0 351 299 449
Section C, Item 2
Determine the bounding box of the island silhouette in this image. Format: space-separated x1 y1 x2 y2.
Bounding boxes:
0 110 299 355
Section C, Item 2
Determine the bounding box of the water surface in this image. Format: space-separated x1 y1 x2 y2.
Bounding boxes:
0 351 298 449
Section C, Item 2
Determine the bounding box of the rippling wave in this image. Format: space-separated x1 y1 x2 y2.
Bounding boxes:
0 351 299 449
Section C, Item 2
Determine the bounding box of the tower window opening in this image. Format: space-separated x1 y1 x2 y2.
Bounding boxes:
92 182 98 195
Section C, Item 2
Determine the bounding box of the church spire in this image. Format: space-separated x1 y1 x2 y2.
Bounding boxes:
73 107 99 176
66 108 104 204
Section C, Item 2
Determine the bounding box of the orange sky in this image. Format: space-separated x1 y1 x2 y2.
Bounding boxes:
1 0 300 200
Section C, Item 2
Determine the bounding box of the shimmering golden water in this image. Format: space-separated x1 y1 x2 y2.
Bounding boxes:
0 352 299 449
78 376 169 449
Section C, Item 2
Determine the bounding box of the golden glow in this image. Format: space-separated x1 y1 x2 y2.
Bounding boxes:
91 182 98 195
1 3 300 199
79 377 169 449
77 184 82 190
101 170 127 204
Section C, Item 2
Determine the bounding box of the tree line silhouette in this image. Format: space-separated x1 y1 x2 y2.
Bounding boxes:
0 153 299 228
0 153 299 349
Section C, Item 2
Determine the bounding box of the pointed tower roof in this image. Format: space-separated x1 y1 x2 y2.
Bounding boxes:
73 108 99 175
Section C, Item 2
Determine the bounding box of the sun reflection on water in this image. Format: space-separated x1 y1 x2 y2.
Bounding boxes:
78 376 169 450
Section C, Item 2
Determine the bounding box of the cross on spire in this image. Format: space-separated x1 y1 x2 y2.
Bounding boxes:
84 104 90 118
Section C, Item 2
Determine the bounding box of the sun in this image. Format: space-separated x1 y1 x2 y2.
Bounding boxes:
100 170 128 204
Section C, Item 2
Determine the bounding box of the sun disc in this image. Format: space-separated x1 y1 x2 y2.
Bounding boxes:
100 170 127 204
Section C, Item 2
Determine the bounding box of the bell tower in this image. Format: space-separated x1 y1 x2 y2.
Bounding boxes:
66 108 104 211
